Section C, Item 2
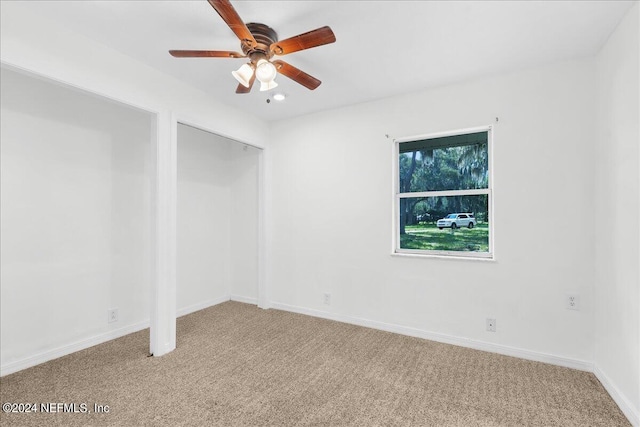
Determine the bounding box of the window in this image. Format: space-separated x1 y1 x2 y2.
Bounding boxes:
394 127 492 258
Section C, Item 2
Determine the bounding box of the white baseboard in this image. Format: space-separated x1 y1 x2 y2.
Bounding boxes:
0 320 149 377
270 302 593 372
2 296 233 377
177 295 230 317
594 365 639 427
230 294 258 305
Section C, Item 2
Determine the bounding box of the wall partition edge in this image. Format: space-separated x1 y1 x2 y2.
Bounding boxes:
257 139 270 309
0 60 169 364
172 114 268 312
151 112 177 357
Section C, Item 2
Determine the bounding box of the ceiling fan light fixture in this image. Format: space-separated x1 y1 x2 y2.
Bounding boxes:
255 59 277 84
169 1 335 95
232 63 254 88
259 80 278 92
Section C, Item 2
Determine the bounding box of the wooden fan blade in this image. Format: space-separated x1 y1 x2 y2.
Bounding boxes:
270 26 335 56
169 50 244 58
236 74 256 94
272 60 321 90
207 0 257 47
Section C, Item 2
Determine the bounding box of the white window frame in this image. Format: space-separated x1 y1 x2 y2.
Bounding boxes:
392 125 494 260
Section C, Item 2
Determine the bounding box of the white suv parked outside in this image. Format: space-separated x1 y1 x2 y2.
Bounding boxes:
437 213 476 229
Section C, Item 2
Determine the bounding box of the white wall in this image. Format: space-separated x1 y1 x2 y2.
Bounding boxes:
594 3 639 423
177 124 232 312
268 58 597 365
229 143 260 303
177 124 260 312
0 1 268 358
1 68 153 369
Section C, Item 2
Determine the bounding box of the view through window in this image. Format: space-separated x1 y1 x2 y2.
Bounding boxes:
396 128 492 257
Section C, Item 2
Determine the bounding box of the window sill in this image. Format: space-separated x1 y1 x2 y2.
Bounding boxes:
390 251 495 262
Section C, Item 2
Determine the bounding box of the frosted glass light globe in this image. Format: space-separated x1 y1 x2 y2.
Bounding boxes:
255 59 277 83
259 80 278 92
232 63 254 88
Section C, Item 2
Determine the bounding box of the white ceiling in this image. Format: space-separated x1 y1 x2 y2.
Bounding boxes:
9 1 634 122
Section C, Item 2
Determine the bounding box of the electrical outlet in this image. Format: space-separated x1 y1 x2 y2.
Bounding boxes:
108 308 118 323
486 318 496 332
323 293 331 305
566 294 580 310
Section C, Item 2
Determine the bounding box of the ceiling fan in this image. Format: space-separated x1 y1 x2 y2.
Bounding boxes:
169 0 336 94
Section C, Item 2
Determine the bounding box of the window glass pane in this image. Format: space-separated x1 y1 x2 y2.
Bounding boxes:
399 133 488 192
399 195 489 253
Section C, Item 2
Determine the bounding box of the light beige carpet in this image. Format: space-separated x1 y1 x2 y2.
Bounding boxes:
0 301 630 426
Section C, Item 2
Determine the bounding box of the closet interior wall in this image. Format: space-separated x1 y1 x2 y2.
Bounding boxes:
0 67 154 368
176 124 259 314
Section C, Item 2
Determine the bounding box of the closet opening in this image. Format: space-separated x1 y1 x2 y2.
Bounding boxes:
176 123 261 326
1 65 156 372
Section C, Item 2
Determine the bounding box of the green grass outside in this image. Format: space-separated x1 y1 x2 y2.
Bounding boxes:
401 223 489 252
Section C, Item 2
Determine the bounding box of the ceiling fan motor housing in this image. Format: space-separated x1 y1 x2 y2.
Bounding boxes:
243 23 278 62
